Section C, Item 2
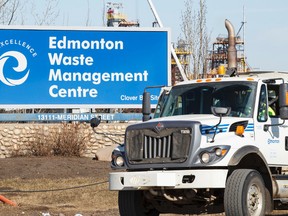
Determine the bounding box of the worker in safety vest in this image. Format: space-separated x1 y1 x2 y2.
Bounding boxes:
268 90 277 117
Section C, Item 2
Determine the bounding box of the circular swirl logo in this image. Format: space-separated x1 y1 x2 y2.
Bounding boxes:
0 51 30 86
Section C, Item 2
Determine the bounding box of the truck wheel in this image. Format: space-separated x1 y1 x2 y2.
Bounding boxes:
118 190 159 216
224 169 266 216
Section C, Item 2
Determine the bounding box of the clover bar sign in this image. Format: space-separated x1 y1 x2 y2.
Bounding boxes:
0 26 170 108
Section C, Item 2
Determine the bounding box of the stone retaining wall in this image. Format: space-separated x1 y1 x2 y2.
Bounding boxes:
0 122 130 158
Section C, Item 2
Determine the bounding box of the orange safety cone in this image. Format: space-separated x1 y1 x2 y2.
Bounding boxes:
0 195 17 206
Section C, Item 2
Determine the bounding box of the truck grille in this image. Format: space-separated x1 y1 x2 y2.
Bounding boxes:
143 135 172 158
126 127 192 164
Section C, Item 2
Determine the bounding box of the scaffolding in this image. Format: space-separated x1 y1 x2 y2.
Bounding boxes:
171 40 191 85
206 34 252 76
106 2 139 27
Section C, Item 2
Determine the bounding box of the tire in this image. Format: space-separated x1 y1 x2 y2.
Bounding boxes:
224 169 266 216
118 190 159 216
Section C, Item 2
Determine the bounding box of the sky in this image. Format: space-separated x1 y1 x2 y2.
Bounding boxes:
28 0 288 72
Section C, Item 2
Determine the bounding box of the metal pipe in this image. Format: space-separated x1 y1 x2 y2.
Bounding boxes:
225 19 237 70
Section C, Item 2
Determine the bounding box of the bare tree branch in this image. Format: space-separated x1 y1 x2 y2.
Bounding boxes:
0 0 10 9
31 0 59 25
85 0 91 26
7 0 19 24
0 0 21 25
180 0 210 79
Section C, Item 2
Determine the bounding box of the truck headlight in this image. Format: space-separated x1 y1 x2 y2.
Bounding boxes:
201 152 210 163
111 144 126 169
215 148 222 157
115 156 124 167
198 146 230 165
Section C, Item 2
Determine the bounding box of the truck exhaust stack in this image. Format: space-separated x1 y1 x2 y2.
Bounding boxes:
225 19 237 76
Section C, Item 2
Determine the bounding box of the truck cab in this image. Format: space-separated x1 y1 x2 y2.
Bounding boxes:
108 71 288 216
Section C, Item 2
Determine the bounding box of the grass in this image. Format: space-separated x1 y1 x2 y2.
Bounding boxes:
0 177 118 214
1 177 287 215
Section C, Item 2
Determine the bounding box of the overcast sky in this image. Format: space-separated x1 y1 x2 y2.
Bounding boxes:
30 0 288 72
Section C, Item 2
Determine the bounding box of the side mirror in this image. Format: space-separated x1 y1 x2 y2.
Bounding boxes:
142 91 151 121
279 83 288 120
210 107 231 143
90 116 101 128
211 106 231 117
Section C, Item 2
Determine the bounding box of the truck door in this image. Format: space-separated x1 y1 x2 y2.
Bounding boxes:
255 83 288 165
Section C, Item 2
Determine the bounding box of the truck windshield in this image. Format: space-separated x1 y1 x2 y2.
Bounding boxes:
158 81 257 118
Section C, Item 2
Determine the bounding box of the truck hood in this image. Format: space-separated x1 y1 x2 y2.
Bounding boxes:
149 114 251 126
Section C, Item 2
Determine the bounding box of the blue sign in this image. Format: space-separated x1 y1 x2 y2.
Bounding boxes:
0 26 170 108
0 113 143 122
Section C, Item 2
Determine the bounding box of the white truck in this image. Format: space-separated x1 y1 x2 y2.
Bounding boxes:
104 71 288 216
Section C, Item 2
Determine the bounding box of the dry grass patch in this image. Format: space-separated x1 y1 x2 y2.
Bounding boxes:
0 177 118 213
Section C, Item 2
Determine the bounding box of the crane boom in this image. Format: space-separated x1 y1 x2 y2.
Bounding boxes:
147 0 188 81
